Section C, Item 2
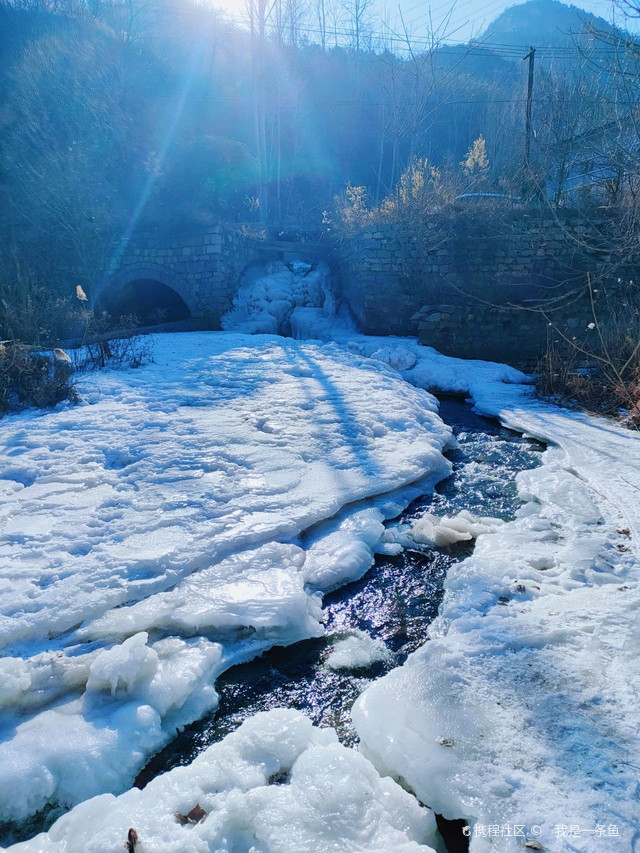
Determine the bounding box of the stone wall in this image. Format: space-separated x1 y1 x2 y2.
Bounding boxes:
412 304 561 364
102 226 250 327
338 210 635 365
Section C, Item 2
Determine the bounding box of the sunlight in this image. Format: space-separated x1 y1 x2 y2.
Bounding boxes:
2 0 640 848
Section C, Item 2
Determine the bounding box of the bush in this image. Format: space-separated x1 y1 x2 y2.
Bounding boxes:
0 285 153 416
0 343 77 414
536 277 640 428
72 324 153 373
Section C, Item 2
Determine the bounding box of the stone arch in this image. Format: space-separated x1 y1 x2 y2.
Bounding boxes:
96 264 201 323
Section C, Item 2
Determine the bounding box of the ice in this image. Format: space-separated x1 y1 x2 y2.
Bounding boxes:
78 543 323 644
3 308 640 847
0 658 31 708
221 261 336 336
405 509 504 547
0 636 223 824
10 710 439 853
86 632 158 697
352 376 640 850
326 629 392 671
0 332 452 823
257 317 640 849
301 507 387 590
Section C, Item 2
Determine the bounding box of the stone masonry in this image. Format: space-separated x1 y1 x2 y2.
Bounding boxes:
100 226 252 328
338 210 637 366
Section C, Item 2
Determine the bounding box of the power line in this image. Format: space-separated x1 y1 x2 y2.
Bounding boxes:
195 95 526 105
141 1 640 58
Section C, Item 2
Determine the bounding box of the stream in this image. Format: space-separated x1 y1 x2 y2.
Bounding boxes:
135 398 544 786
1 397 544 849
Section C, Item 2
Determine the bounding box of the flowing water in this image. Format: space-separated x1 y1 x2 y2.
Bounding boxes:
136 397 544 784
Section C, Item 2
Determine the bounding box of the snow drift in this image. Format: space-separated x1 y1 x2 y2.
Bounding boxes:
9 710 440 853
0 332 451 823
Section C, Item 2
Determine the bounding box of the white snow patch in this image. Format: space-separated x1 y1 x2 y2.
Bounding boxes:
350 354 640 851
0 332 452 822
326 630 392 671
10 710 439 853
4 309 640 850
222 261 336 336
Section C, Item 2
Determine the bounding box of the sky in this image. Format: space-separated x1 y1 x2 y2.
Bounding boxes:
209 0 635 45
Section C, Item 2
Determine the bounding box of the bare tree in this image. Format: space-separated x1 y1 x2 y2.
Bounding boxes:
339 0 375 51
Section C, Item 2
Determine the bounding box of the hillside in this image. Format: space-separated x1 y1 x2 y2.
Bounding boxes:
480 0 616 48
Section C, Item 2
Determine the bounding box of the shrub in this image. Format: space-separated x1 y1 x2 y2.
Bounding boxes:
0 343 77 414
536 277 640 428
0 284 153 416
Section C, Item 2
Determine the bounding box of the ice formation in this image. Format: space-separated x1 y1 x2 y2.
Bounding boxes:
221 260 337 336
326 629 392 671
10 710 439 853
2 305 640 851
221 297 640 849
406 509 504 547
0 658 31 708
0 332 451 823
353 403 640 850
85 632 159 697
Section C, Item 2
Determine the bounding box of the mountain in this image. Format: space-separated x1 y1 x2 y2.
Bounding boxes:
479 0 617 49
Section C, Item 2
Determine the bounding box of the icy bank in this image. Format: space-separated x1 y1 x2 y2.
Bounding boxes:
353 369 640 850
0 332 452 823
264 310 640 848
9 710 440 853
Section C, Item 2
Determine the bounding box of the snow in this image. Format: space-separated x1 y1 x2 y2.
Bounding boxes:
221 261 336 336
86 632 159 697
10 710 439 853
0 657 31 708
0 636 223 825
352 360 640 851
3 270 640 851
326 629 392 671
236 294 640 849
0 332 451 823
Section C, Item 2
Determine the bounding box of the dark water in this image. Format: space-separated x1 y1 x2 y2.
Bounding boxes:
136 397 543 784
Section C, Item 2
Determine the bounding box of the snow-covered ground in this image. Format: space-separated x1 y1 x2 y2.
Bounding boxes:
2 271 640 852
0 333 452 826
222 288 640 850
355 425 640 851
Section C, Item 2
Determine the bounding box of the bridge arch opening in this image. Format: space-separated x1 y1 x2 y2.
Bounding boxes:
97 278 191 326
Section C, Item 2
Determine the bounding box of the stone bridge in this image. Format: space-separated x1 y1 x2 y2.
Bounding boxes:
92 214 630 369
97 226 332 328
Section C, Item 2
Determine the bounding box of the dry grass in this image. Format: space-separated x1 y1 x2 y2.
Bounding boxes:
0 342 77 414
536 278 640 428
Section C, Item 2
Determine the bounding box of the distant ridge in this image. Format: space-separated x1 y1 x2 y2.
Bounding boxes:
479 0 617 48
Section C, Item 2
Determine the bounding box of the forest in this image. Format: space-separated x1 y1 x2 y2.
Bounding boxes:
2 0 640 343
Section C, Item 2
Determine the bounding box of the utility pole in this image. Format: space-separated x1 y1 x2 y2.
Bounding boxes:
522 46 535 200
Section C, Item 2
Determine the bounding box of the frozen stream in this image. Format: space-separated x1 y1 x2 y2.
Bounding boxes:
5 319 639 851
134 399 543 791
0 394 544 849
